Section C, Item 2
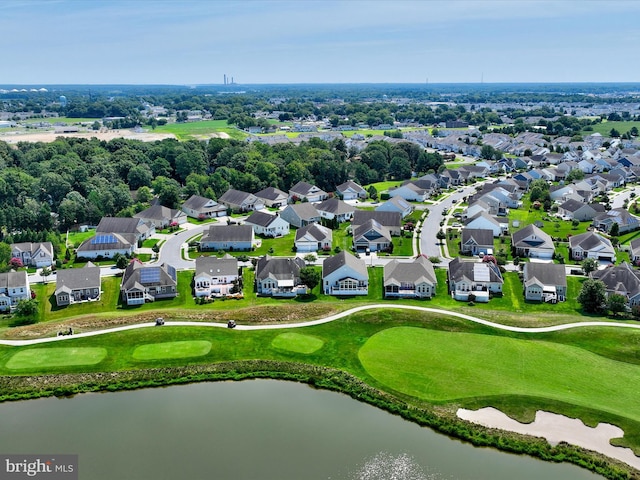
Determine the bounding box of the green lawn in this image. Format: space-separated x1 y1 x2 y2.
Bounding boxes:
5 347 107 369
390 234 413 256
66 230 95 248
364 180 403 193
141 238 160 248
359 327 640 423
150 120 248 141
271 333 324 354
581 120 640 137
132 341 212 360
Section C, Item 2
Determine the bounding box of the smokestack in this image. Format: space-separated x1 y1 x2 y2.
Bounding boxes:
231 77 234 84
224 74 227 85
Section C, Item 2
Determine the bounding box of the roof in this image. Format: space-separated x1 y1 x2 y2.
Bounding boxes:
11 242 53 257
218 189 256 206
96 217 143 234
461 228 494 247
352 210 401 229
0 270 29 290
289 181 325 197
568 231 613 251
182 195 223 211
245 211 281 228
255 256 305 282
195 255 238 278
121 261 177 291
254 187 288 201
448 257 503 284
511 224 554 249
353 219 391 242
464 211 503 228
134 204 184 222
523 263 567 288
592 263 640 299
315 198 354 215
559 199 587 213
336 180 365 194
384 256 436 286
76 233 134 252
282 203 320 221
55 263 100 295
295 223 332 243
201 225 254 243
322 251 367 277
377 196 411 212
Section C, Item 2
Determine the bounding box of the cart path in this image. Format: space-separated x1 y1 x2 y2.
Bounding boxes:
2 304 640 346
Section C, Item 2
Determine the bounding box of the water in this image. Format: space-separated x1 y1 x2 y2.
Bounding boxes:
0 380 601 479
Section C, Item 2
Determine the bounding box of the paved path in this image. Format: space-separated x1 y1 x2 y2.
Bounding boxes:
2 304 639 347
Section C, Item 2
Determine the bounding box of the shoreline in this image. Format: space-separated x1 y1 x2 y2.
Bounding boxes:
458 407 640 472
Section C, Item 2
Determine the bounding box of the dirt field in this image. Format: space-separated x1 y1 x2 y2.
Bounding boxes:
0 129 177 144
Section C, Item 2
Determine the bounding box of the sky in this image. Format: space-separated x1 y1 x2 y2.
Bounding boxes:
2 0 640 85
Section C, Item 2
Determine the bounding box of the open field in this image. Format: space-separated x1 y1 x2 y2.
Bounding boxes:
0 129 175 144
5 347 107 369
271 333 324 354
582 120 640 136
150 120 247 141
132 340 212 360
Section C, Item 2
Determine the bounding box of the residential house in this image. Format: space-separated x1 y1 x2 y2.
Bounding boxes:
95 216 154 242
522 262 567 303
591 262 640 308
336 180 367 200
280 203 321 228
568 231 615 262
255 256 307 297
315 198 355 223
447 257 504 302
0 271 30 312
353 219 392 253
294 224 332 253
54 263 101 307
193 255 239 297
181 195 227 218
200 225 254 252
383 256 437 299
511 224 555 259
134 204 187 229
557 199 605 221
288 181 328 203
460 228 494 256
388 182 430 202
120 261 178 306
463 212 508 237
322 251 368 296
218 189 265 213
593 208 640 234
630 238 640 264
254 187 288 208
244 211 290 237
352 210 402 236
10 242 54 268
75 233 136 260
375 196 413 218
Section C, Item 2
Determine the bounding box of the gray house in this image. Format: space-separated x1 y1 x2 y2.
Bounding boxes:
182 195 227 218
218 189 265 213
10 242 54 268
447 257 503 302
254 187 288 208
255 256 307 297
460 228 494 256
0 271 31 312
194 255 239 298
134 204 187 228
384 256 436 299
120 261 177 306
591 262 640 308
522 263 567 303
280 203 321 228
200 225 254 252
352 210 402 236
55 263 101 307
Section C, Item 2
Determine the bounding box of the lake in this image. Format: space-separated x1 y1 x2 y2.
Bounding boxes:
0 380 601 479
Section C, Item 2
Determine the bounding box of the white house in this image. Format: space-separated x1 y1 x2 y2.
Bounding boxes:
182 195 227 218
193 255 239 297
0 271 31 312
322 251 368 296
336 180 367 200
244 211 290 237
10 242 54 268
294 224 332 253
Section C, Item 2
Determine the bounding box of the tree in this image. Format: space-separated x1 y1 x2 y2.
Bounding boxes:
114 254 129 270
609 128 621 138
609 222 620 238
303 254 317 265
577 278 607 313
367 185 378 201
299 266 321 292
9 257 23 269
14 298 39 320
40 266 52 283
607 293 627 317
565 169 585 182
581 258 598 275
436 230 446 244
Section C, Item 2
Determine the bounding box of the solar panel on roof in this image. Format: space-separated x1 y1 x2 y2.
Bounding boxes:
91 234 117 245
166 265 177 281
139 267 161 284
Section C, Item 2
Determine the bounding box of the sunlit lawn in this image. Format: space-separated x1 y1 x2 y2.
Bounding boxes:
151 120 248 140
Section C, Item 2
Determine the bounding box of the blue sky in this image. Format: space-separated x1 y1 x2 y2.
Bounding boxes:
3 0 640 84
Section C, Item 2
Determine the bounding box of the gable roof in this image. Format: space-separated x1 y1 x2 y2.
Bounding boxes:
121 261 177 291
568 231 613 251
254 186 288 202
255 256 305 282
289 181 325 197
448 257 503 284
55 263 100 295
0 270 29 290
523 262 566 288
134 204 184 222
96 217 143 234
461 228 494 247
295 223 332 243
195 255 238 278
182 195 221 211
591 263 640 299
353 219 392 242
282 203 320 221
322 251 367 277
336 180 365 195
201 225 254 243
218 188 257 206
244 211 282 228
352 210 402 229
377 196 412 212
511 224 554 249
315 198 354 215
384 256 436 286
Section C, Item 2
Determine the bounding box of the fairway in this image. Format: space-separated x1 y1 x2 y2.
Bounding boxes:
132 341 212 360
271 333 324 354
359 327 640 422
5 348 107 370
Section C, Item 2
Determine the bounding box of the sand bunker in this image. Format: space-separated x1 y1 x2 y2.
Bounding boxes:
457 407 640 470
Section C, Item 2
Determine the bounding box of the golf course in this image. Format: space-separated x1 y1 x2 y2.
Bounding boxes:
0 305 639 478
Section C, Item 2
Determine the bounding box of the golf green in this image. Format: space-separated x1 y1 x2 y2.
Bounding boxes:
132 341 212 361
6 347 107 370
359 327 640 422
271 333 324 354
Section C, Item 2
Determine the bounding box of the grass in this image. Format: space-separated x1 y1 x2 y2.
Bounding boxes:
187 217 217 225
271 333 324 354
150 120 248 141
5 347 107 369
581 120 640 136
358 327 640 423
132 341 212 360
364 180 403 193
390 234 413 256
66 230 95 247
141 238 160 248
